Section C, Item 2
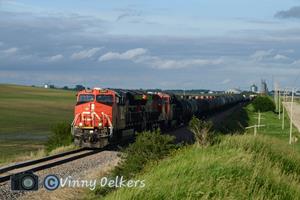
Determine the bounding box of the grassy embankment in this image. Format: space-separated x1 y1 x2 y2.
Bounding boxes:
0 84 75 164
96 99 300 199
103 135 300 199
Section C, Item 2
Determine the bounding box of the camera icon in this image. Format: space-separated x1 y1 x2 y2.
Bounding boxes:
11 171 39 191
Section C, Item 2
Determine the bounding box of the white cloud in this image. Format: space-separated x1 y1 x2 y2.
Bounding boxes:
273 54 289 60
48 54 63 62
221 79 231 84
250 49 290 62
71 47 102 60
122 48 147 59
99 48 147 61
148 57 223 69
250 50 273 61
99 48 222 69
283 49 294 54
291 59 300 65
2 47 18 54
133 54 223 69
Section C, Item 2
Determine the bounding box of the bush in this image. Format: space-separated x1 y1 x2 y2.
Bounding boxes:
214 107 249 134
252 96 275 112
113 129 176 178
46 122 73 152
94 129 177 197
189 116 215 146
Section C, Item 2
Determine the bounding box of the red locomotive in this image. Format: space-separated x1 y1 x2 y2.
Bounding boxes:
72 88 248 148
72 88 175 148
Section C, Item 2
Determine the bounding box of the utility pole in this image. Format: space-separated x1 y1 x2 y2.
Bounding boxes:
289 88 294 144
246 124 265 136
258 111 261 128
274 82 278 112
246 112 265 136
278 89 281 120
282 89 286 130
282 102 285 130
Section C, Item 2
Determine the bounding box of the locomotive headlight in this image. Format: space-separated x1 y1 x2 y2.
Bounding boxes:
91 103 95 111
79 122 83 127
98 122 102 127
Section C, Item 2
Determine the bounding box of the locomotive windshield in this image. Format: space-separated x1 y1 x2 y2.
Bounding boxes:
96 95 113 105
77 94 95 104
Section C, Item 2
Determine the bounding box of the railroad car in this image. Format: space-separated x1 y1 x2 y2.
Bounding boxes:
72 88 249 148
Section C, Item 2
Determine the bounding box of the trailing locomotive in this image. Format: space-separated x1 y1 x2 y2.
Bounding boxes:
71 88 248 148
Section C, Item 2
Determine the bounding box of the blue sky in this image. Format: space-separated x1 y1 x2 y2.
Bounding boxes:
1 0 300 90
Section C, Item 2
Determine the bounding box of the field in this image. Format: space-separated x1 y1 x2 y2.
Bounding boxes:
0 84 75 164
245 103 300 151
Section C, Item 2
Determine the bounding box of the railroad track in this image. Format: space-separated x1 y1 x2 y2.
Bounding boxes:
0 104 246 184
0 148 102 183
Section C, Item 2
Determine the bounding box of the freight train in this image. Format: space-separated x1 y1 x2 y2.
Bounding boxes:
71 88 249 148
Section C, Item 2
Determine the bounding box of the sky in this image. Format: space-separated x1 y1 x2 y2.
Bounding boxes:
1 0 300 90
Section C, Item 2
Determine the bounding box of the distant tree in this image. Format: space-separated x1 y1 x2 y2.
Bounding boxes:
63 86 69 90
75 85 85 91
49 85 55 89
252 96 275 112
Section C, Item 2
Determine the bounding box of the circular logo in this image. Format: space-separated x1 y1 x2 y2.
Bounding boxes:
44 175 60 191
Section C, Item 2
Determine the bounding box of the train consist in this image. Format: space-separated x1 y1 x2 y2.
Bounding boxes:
71 88 249 148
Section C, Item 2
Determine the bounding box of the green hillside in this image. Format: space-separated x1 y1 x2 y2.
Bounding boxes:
0 84 75 163
104 135 300 200
99 99 300 200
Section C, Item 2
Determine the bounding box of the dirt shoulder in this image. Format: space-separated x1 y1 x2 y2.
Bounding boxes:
283 102 300 132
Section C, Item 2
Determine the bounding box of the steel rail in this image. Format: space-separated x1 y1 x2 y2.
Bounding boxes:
0 148 102 183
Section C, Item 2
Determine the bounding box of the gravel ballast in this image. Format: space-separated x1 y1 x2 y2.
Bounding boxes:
0 150 120 200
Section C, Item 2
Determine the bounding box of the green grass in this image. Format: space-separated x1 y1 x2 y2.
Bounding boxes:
245 103 300 151
214 105 249 134
96 102 300 199
0 84 75 164
102 135 300 200
0 140 44 164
